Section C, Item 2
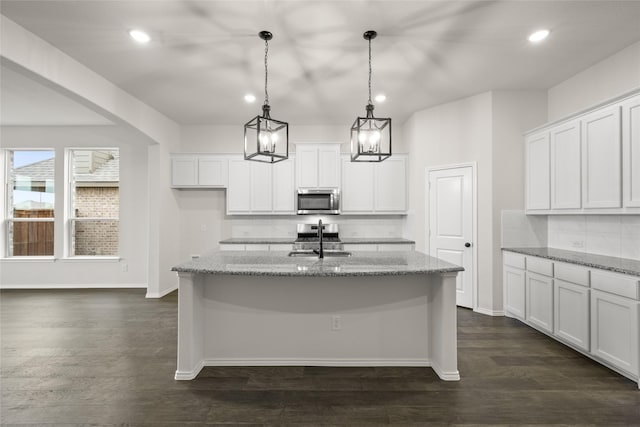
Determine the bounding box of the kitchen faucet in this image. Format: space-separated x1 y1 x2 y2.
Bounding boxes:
313 219 324 259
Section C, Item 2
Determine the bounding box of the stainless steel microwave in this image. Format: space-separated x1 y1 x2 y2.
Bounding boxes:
297 188 340 215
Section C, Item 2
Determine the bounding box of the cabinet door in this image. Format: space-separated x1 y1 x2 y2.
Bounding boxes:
590 289 639 376
341 159 374 212
582 105 622 208
374 157 407 212
550 120 581 209
250 162 273 212
198 156 228 187
526 132 550 210
172 157 198 187
554 279 590 352
318 145 341 188
273 159 295 213
526 271 554 334
296 146 318 188
227 159 251 213
622 94 640 208
504 265 526 320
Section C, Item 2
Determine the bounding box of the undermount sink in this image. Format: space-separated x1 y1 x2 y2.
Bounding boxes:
288 250 352 258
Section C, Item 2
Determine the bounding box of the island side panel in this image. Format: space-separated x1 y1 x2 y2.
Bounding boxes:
175 272 205 380
196 274 440 366
427 272 460 380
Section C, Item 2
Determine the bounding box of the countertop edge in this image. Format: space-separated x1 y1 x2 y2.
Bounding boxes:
502 247 640 277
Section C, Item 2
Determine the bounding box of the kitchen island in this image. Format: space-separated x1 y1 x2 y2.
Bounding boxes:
171 251 463 381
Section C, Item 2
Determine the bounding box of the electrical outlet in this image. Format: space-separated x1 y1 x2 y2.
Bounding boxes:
121 263 128 272
200 224 208 231
572 240 584 248
331 315 342 331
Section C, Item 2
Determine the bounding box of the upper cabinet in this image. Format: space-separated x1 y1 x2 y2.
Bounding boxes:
341 155 408 214
295 143 341 188
227 157 295 215
581 105 621 209
171 154 229 188
526 132 550 211
622 94 640 208
525 90 640 215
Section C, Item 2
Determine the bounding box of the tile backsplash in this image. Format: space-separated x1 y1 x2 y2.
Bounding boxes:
548 215 640 260
502 212 640 260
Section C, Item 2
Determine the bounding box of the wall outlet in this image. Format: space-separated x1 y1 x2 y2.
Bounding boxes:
200 224 208 231
121 263 128 272
571 240 584 248
331 315 342 331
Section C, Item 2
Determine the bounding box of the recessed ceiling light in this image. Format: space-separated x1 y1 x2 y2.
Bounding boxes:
129 29 151 44
244 94 256 103
528 29 550 43
375 94 387 103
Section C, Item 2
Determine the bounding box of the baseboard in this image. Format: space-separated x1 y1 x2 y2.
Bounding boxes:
430 361 461 381
146 285 178 299
202 358 432 367
474 306 505 317
175 360 204 381
0 283 146 290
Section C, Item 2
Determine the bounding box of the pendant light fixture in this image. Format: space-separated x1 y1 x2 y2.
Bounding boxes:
244 31 289 163
350 30 391 162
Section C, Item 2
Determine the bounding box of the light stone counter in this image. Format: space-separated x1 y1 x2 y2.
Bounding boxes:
172 250 462 383
172 250 461 277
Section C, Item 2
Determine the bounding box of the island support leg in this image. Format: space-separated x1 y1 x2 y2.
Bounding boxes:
175 272 205 380
428 272 460 381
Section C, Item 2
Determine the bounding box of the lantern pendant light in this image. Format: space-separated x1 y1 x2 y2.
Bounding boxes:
244 31 289 163
350 30 391 162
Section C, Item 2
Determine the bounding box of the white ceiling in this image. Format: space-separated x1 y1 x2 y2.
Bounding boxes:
1 0 640 126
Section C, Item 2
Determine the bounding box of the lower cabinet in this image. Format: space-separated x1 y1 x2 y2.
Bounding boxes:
554 279 590 352
503 265 526 320
591 289 639 376
525 271 554 334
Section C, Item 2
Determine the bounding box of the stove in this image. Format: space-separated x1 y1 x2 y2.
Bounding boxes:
293 223 343 251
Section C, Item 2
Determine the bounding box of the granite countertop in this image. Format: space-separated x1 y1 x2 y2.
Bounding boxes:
219 237 415 245
503 247 640 277
172 250 462 277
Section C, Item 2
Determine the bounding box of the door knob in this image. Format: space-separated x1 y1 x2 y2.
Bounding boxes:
464 242 471 248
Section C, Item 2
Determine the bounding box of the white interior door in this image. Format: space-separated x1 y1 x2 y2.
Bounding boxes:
429 166 474 308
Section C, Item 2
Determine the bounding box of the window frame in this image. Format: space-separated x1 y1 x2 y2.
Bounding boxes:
2 148 56 258
64 147 120 259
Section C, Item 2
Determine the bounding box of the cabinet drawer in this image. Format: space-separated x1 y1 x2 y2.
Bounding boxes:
504 252 526 269
591 270 640 300
555 262 590 287
527 256 553 277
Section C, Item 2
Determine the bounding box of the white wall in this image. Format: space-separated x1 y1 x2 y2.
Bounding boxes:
547 40 640 121
0 126 150 287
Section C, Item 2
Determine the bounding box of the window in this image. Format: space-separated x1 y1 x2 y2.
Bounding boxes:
5 150 55 256
68 149 120 257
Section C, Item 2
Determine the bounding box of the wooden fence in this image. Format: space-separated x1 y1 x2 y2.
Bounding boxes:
12 209 54 256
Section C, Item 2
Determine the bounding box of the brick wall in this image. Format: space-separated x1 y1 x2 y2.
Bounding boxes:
74 187 119 256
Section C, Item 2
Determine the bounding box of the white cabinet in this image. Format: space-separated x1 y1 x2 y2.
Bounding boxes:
171 154 229 188
504 265 526 320
550 120 581 209
526 132 550 210
582 105 622 209
526 271 554 334
341 155 407 214
341 161 374 212
622 94 640 208
227 159 252 212
591 289 639 376
554 278 590 352
295 143 340 188
227 157 295 215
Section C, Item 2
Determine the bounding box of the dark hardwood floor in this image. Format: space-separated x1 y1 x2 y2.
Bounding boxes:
1 289 638 426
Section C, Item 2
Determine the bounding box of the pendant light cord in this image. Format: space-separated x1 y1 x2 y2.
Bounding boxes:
368 36 372 106
264 38 269 106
